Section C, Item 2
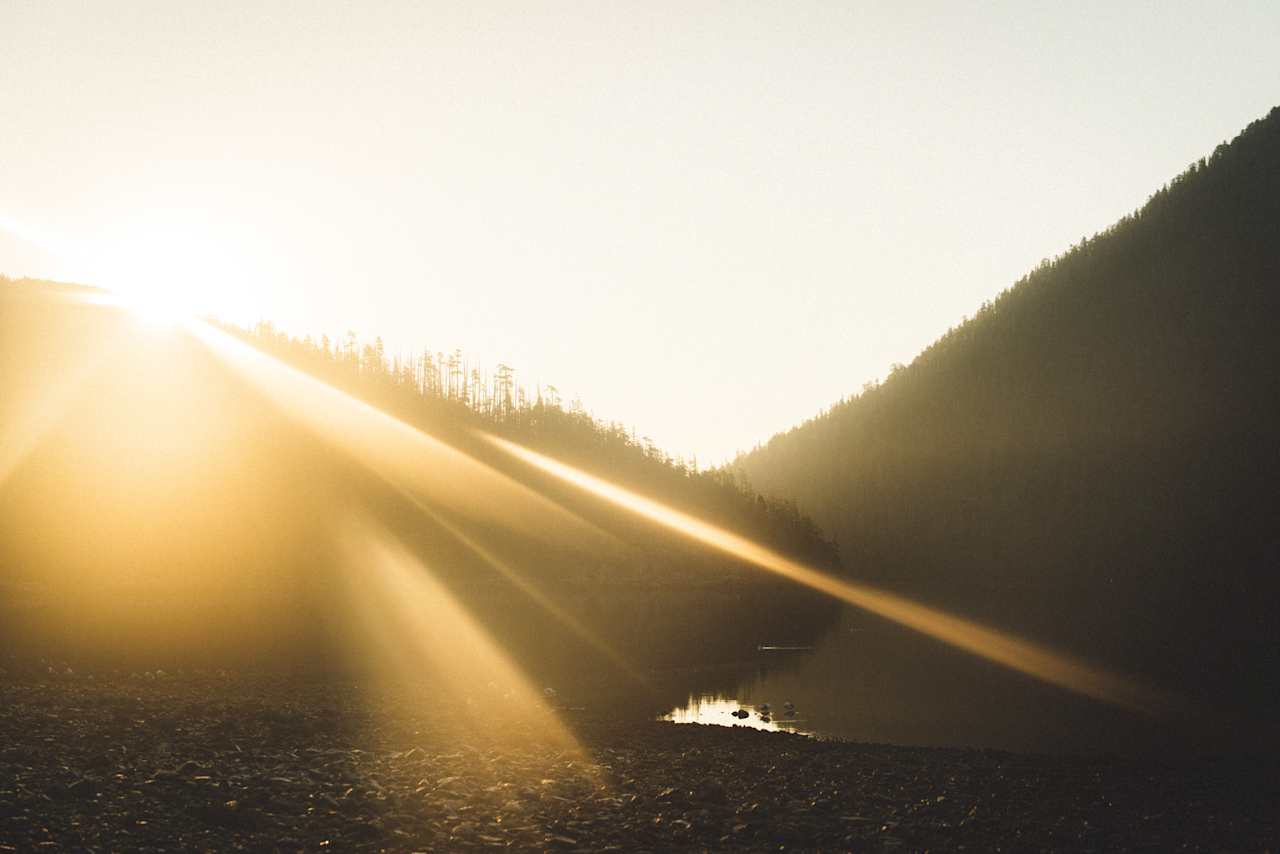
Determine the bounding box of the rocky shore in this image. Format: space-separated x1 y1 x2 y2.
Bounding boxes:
0 671 1275 852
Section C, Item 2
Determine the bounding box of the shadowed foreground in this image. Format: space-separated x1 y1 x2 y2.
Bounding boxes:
1 671 1274 852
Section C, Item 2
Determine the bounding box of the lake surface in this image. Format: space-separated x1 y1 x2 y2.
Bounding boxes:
650 606 1206 757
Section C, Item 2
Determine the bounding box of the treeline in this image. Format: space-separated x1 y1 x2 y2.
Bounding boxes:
223 318 836 569
208 317 845 677
1 278 841 679
734 107 1280 723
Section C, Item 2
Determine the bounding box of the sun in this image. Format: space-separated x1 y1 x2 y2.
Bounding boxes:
112 279 204 328
76 217 270 329
5 201 283 331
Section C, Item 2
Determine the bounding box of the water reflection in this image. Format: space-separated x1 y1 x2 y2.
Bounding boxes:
662 695 809 735
642 608 1202 756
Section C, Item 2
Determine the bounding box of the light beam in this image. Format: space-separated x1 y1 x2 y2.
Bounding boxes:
0 288 128 487
187 320 610 544
415 502 646 685
336 516 593 760
479 433 1178 715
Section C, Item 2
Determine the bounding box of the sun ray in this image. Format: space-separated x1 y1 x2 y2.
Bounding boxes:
0 356 106 488
0 289 129 488
186 316 641 684
411 500 647 686
479 432 1179 716
335 515 595 765
186 320 611 545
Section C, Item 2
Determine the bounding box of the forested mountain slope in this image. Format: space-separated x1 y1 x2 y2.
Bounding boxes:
0 278 838 681
734 107 1280 727
223 317 834 570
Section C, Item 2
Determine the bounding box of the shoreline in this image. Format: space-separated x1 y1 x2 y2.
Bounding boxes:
1 674 1276 851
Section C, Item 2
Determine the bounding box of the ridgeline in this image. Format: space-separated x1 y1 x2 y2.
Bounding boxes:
733 106 1280 743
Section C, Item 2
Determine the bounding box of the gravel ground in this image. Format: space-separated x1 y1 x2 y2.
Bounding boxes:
0 671 1275 852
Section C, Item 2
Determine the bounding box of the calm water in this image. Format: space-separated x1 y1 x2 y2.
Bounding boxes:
653 606 1191 756
663 694 810 734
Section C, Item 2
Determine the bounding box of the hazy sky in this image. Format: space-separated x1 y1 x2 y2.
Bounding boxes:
3 2 1277 463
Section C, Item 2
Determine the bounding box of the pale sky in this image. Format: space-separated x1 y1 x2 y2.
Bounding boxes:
2 1 1277 463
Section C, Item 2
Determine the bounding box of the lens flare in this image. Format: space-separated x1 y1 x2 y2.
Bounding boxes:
479 433 1177 715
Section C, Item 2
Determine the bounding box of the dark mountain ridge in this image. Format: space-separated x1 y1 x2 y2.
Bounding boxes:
734 106 1280 743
